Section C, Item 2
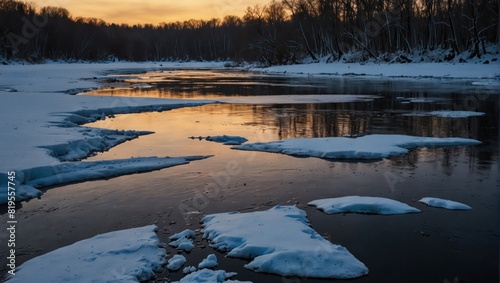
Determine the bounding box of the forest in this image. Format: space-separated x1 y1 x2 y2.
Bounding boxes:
0 0 498 64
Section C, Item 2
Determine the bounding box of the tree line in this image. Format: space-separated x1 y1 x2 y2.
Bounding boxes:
0 0 498 64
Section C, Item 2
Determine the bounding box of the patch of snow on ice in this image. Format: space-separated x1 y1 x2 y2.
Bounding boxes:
5 225 165 283
308 196 420 215
419 197 472 210
198 254 218 269
173 269 251 283
402 111 485 118
167 255 187 271
233 134 481 160
206 135 248 145
202 205 368 279
169 229 196 252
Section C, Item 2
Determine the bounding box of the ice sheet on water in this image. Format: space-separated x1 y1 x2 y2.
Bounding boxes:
173 269 251 283
402 111 485 118
0 156 210 205
5 225 165 283
419 197 472 210
308 196 420 215
233 134 481 160
202 205 368 279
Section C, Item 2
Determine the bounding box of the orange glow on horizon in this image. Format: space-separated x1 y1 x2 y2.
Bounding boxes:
31 0 271 25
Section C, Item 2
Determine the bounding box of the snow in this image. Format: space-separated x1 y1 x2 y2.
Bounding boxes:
5 225 165 283
202 205 368 279
0 156 209 205
308 196 421 215
254 61 500 80
233 134 481 160
206 135 248 145
167 254 187 271
169 229 196 252
173 269 251 283
402 111 485 118
419 197 472 210
0 62 223 203
198 254 218 269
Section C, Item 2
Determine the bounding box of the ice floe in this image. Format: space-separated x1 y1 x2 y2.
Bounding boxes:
0 156 210 205
5 225 165 283
206 135 248 145
198 254 218 269
173 269 251 283
233 134 481 160
402 111 485 118
419 197 472 210
169 229 196 252
217 94 378 104
168 254 187 271
308 196 420 215
202 205 368 279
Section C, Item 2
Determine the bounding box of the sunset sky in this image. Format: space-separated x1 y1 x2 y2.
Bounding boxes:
32 0 271 25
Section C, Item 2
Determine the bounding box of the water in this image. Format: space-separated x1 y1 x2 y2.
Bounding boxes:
4 70 499 282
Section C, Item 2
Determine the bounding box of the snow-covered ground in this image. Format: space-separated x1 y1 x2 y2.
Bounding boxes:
254 61 500 80
5 225 165 283
167 255 187 271
419 197 472 210
308 196 420 215
202 205 368 279
234 135 481 160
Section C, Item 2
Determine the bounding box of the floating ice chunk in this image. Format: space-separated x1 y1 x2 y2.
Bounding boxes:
167 255 187 271
183 266 197 274
233 134 481 160
202 206 368 279
198 254 218 269
308 196 421 215
169 229 196 252
402 111 485 118
5 225 165 283
206 135 248 145
173 269 251 283
419 197 472 210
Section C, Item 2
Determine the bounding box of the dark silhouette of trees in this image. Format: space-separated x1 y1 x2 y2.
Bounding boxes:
0 0 498 64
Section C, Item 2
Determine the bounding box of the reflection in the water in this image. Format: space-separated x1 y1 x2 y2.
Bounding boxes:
85 70 498 174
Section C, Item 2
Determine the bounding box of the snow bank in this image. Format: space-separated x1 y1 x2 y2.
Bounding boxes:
174 269 251 283
402 111 485 118
233 134 481 160
255 61 500 80
419 197 472 210
198 254 218 269
167 255 187 271
308 196 420 215
202 206 368 279
169 229 196 252
0 156 210 205
5 225 165 283
206 135 248 145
